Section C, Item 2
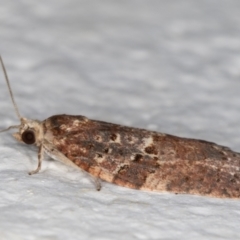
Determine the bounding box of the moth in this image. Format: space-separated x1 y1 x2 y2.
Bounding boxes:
0 57 240 198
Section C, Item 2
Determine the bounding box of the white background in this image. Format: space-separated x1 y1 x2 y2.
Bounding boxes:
0 1 240 239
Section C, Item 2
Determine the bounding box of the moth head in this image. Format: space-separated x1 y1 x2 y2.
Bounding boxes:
12 118 43 146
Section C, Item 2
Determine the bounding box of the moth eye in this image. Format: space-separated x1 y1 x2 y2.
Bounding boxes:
21 130 36 145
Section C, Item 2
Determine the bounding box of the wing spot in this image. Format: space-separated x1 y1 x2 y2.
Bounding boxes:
230 178 236 183
104 148 109 153
145 145 158 155
185 176 189 182
118 164 129 174
110 133 117 141
134 154 143 162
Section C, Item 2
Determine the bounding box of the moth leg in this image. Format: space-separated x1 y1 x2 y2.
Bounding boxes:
42 140 102 190
42 140 78 169
29 144 44 175
93 177 101 191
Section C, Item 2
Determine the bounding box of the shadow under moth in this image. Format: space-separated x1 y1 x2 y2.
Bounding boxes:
0 56 239 198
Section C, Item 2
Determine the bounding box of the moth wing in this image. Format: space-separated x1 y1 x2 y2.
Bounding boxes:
44 115 240 198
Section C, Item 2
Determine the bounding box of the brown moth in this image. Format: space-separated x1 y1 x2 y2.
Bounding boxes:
0 56 240 198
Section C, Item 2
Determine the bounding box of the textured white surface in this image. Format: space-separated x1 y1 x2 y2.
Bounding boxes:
1 1 240 239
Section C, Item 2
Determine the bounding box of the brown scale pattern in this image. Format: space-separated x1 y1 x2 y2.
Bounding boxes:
43 114 240 198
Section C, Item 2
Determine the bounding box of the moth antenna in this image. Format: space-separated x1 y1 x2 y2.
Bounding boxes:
0 56 22 121
0 125 21 133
